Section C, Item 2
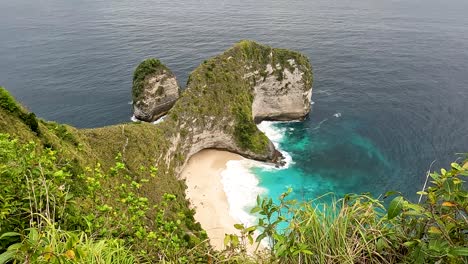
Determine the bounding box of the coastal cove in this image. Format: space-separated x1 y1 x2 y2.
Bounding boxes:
2 0 468 205
1 0 468 262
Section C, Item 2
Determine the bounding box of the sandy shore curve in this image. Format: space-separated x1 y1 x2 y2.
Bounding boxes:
180 149 243 250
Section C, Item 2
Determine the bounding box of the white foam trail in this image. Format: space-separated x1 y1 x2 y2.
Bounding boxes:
257 121 294 169
220 121 295 230
221 160 266 226
152 115 166 124
311 118 328 131
130 115 167 124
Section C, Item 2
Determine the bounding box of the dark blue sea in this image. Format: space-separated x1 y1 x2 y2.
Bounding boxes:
1 0 468 211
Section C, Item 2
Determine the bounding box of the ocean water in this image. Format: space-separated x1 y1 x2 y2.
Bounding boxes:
1 0 468 223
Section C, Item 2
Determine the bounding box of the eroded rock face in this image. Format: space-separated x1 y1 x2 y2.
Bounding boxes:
251 59 313 122
158 41 312 173
132 59 180 122
131 41 312 174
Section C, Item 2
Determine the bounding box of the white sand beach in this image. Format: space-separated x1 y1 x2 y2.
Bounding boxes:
180 149 243 250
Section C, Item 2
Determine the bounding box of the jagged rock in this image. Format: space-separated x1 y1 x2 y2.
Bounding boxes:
156 40 313 172
132 59 180 122
251 57 313 122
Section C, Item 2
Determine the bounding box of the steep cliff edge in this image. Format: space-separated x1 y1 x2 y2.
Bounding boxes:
0 40 312 200
142 40 313 174
0 40 312 257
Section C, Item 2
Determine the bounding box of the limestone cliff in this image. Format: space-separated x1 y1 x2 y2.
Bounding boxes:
250 56 313 122
0 40 313 193
0 41 313 250
132 59 180 122
152 40 313 174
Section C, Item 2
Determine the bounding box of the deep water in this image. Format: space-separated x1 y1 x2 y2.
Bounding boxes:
1 0 468 204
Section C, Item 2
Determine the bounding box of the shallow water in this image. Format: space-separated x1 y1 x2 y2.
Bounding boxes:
1 0 468 214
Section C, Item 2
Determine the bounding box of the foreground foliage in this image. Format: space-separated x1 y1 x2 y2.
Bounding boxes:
1 87 467 263
0 134 211 263
1 130 467 263
225 157 468 264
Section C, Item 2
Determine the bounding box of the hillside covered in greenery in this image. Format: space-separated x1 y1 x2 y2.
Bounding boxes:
0 40 467 263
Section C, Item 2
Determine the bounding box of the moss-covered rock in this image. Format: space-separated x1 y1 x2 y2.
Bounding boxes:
132 59 180 122
153 40 313 171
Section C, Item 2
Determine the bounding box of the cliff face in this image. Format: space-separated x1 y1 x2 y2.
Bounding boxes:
250 58 313 122
0 41 312 254
1 40 312 183
152 40 313 174
132 59 180 122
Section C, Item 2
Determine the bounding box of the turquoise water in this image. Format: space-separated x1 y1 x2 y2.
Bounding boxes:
1 0 468 217
255 118 400 207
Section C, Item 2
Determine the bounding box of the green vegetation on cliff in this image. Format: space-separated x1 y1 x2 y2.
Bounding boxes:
165 40 312 157
1 39 466 264
132 58 173 101
0 88 210 263
0 88 39 134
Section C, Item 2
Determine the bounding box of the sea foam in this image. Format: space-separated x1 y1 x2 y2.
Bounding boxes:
221 159 266 226
130 114 166 124
220 121 294 227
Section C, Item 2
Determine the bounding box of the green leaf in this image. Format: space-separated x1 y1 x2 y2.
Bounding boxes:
0 232 20 240
403 240 419 248
7 243 21 250
256 233 267 243
404 203 424 213
250 206 261 214
451 163 462 171
383 191 401 198
223 234 230 247
245 226 256 232
449 247 468 256
231 235 239 247
0 250 16 264
28 228 38 241
234 224 244 230
387 196 404 220
248 235 253 245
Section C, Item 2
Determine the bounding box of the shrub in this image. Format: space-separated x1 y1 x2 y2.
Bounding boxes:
0 224 140 264
20 112 39 134
0 87 20 113
0 87 40 134
226 158 468 264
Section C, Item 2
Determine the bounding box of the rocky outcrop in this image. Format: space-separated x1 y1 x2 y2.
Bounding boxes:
149 40 313 174
132 59 180 122
250 59 313 122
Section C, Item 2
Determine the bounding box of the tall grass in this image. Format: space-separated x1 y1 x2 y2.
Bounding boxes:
228 158 467 264
0 220 141 264
284 195 402 264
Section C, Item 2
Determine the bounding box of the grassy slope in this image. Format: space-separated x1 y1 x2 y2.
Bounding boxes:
0 88 200 244
0 40 313 260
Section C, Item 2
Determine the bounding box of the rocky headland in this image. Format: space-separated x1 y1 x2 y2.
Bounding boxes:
132 40 313 174
0 40 313 252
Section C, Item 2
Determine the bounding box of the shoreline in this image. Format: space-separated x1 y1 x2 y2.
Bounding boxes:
180 149 243 250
